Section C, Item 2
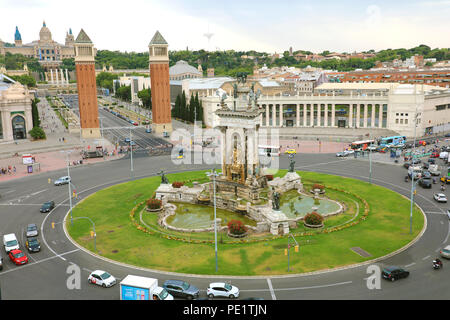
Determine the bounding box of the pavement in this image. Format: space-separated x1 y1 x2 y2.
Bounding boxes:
0 98 124 183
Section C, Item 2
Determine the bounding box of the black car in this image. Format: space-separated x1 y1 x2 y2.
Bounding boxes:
25 237 41 253
428 158 436 164
382 266 409 282
162 280 200 300
419 178 432 188
423 162 429 170
40 201 55 213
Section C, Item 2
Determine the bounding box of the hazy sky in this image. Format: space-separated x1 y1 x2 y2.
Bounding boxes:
1 0 449 53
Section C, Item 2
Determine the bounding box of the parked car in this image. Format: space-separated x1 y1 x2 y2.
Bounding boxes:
25 237 41 253
207 282 240 299
8 249 28 266
382 266 409 282
419 178 433 188
3 233 19 253
26 224 39 238
40 201 55 213
88 270 117 288
428 165 441 176
162 280 200 300
440 245 450 259
434 193 448 203
428 158 436 164
54 176 71 186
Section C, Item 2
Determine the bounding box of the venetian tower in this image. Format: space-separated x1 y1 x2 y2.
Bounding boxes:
74 29 101 139
148 31 172 135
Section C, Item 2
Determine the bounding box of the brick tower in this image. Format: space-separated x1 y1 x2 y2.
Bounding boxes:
74 29 100 139
148 31 172 135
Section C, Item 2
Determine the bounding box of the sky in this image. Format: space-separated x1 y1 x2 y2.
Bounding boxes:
0 0 449 54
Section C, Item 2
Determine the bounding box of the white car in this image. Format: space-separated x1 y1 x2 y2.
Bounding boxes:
440 245 450 259
434 193 448 203
88 270 117 288
3 233 19 253
54 176 71 186
207 282 240 299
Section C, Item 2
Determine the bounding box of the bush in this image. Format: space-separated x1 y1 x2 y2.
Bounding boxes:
227 220 248 235
304 212 324 226
146 198 162 210
172 181 184 188
265 175 274 181
28 127 46 140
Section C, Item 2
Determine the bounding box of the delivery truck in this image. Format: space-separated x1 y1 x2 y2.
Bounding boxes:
120 275 173 300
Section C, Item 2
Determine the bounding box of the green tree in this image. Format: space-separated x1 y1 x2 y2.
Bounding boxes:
31 98 41 128
115 85 131 101
10 74 37 87
138 88 152 109
29 127 46 140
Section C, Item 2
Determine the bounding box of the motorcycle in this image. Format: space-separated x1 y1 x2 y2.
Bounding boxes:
405 176 409 182
433 259 443 270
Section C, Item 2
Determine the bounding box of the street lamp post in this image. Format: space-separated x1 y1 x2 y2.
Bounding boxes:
61 150 73 225
410 108 419 235
206 169 221 272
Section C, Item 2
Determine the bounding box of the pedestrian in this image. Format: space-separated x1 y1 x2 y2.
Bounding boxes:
13 166 16 174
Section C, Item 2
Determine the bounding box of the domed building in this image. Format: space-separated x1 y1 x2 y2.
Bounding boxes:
1 21 76 71
169 60 202 80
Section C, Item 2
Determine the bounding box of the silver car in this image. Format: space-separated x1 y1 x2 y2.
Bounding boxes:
26 223 39 237
440 245 450 259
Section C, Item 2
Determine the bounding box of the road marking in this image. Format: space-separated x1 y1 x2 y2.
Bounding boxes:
267 278 276 300
422 255 431 260
0 249 79 276
443 221 450 244
30 189 48 196
270 281 353 292
405 263 416 268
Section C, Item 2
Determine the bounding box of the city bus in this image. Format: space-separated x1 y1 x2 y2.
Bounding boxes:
258 145 281 157
350 140 375 151
379 136 407 147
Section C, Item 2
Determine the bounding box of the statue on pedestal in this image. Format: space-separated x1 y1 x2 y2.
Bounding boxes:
158 170 169 184
272 189 280 211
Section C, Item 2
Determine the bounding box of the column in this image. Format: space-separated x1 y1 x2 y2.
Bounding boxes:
371 104 376 128
317 104 321 127
310 104 314 127
378 104 383 128
279 104 283 127
65 69 69 85
356 104 360 128
324 104 328 127
266 104 269 127
272 104 276 127
363 104 368 128
56 69 59 86
331 104 336 127
303 104 307 127
60 69 65 86
349 104 353 128
50 69 54 84
296 104 300 127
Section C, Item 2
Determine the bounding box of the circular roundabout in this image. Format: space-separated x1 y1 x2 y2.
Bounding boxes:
65 169 425 276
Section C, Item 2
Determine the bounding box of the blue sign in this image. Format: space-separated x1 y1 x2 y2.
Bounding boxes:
121 285 149 300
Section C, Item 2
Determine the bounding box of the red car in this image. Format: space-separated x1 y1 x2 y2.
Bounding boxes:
133 122 139 126
431 152 440 158
9 249 29 265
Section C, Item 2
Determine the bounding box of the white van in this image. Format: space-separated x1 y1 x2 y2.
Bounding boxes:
439 151 449 159
3 233 19 253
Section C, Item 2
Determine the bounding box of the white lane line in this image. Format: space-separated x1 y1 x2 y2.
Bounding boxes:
3 190 15 195
422 255 431 260
405 263 416 268
443 221 450 244
270 281 353 292
30 189 48 196
0 249 79 276
267 278 276 300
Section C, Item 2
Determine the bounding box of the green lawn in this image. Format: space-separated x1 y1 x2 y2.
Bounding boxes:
67 170 424 276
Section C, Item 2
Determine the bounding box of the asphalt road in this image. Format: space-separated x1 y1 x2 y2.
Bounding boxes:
0 152 449 300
